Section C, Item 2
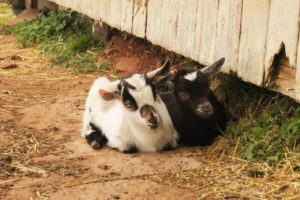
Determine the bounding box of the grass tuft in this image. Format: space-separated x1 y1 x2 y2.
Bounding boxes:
217 74 300 167
5 10 108 73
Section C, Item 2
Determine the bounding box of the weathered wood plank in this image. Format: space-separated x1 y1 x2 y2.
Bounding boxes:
132 0 147 38
237 0 271 86
296 34 300 101
58 0 80 10
80 0 92 17
91 0 110 24
192 0 219 65
121 0 133 33
146 0 163 45
44 0 300 102
214 0 243 73
175 0 197 58
109 0 122 29
264 0 300 80
157 0 178 50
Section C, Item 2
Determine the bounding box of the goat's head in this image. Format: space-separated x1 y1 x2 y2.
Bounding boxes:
99 60 171 129
172 58 225 119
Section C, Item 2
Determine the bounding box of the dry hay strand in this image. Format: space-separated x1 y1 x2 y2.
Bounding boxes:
9 162 47 177
148 138 300 199
0 123 56 178
41 163 85 177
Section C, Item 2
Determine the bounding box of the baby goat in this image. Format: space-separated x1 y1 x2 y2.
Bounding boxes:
82 61 179 153
156 58 228 146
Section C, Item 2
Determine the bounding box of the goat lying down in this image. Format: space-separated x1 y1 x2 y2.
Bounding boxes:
82 61 179 153
156 58 228 146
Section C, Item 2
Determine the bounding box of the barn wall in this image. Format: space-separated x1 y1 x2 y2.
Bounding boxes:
48 0 300 102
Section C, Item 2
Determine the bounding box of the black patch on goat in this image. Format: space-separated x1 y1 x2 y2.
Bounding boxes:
85 123 108 149
123 145 138 154
161 143 174 151
144 73 157 101
121 84 138 111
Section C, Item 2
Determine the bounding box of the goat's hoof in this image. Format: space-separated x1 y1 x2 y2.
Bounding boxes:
123 146 138 154
161 143 174 151
85 131 108 149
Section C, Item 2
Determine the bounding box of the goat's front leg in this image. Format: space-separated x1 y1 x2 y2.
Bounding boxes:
84 123 108 149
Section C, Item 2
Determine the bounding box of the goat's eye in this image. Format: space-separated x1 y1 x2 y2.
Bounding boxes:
124 100 134 108
178 92 190 101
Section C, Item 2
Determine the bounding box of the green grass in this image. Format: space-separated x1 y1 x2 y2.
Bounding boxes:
0 3 14 26
217 75 300 168
5 10 109 73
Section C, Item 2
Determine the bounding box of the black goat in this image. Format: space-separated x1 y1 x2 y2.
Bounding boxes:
156 58 227 146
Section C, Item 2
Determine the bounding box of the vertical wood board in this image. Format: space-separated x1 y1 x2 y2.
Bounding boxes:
237 0 271 86
175 0 198 58
264 0 300 78
80 0 92 17
91 0 110 24
192 0 219 65
132 0 147 38
297 34 300 101
109 0 122 29
214 0 243 73
157 0 179 50
121 0 134 33
145 0 163 44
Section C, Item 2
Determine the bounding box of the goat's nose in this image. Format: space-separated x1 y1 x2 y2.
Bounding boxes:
196 101 213 118
149 116 158 124
201 102 213 113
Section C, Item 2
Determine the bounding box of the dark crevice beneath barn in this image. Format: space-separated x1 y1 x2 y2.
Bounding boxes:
265 43 290 89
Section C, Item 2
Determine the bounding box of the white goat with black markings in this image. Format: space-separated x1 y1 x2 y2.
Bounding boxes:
82 61 179 153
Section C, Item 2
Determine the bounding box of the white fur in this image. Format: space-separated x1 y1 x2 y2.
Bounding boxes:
82 75 179 152
184 71 197 81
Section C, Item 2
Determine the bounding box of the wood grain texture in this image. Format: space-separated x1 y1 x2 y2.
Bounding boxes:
264 0 300 77
192 0 219 65
215 0 243 73
175 0 197 58
43 0 300 101
296 33 300 101
109 0 122 29
92 0 111 24
121 0 133 33
237 0 271 86
80 0 92 17
132 0 147 38
145 0 162 44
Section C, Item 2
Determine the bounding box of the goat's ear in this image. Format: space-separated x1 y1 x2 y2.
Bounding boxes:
99 89 119 101
200 57 225 78
147 59 171 79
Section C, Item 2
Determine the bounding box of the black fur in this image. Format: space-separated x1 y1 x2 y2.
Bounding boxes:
156 66 227 147
144 73 157 101
123 145 138 154
121 86 138 111
161 143 174 151
85 123 108 149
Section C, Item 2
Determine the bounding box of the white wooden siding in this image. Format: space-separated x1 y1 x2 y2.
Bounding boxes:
48 0 300 102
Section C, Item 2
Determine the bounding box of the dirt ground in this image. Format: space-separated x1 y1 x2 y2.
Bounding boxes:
1 34 300 200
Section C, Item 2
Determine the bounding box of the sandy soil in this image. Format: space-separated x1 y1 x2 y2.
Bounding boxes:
0 34 299 200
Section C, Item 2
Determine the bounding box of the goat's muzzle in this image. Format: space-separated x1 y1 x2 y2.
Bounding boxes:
196 101 214 119
140 104 159 129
